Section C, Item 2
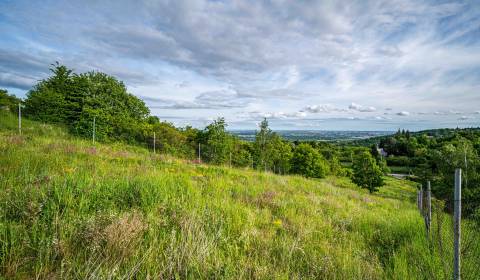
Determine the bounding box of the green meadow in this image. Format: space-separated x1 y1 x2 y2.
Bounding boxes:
0 112 473 279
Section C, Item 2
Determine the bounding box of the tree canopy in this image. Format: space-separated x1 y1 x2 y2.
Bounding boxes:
0 89 22 113
352 151 384 193
24 63 150 143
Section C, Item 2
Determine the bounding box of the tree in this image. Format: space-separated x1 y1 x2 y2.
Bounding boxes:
0 89 22 112
24 62 73 123
202 118 233 164
270 134 293 174
232 141 253 168
430 139 480 215
291 143 328 178
352 151 384 193
23 63 150 143
253 118 274 171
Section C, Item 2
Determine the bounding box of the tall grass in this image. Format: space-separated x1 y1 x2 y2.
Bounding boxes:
0 111 475 279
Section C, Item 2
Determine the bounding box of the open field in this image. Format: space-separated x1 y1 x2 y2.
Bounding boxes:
0 113 473 279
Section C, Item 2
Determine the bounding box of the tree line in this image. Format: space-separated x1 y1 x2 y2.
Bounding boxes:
371 129 480 218
0 63 386 193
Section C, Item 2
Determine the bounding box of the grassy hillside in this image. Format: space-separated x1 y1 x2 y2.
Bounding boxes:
0 112 455 279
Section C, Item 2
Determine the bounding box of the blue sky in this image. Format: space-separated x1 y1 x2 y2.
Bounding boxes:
1 0 479 130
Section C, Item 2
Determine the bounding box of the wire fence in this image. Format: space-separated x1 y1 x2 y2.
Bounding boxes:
418 175 480 280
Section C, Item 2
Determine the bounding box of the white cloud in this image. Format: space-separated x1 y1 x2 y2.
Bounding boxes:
0 0 479 129
396 111 410 116
348 103 376 112
304 104 346 113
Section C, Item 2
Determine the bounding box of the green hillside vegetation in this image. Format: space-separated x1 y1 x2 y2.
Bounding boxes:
1 63 479 278
361 129 480 217
1 110 478 279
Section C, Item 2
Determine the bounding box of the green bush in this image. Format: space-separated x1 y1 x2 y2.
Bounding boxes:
352 151 384 193
291 143 329 178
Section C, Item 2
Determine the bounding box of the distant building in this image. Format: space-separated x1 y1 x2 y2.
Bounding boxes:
377 147 388 157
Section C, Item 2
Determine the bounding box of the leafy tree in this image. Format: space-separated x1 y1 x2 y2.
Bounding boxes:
430 139 480 215
270 134 293 174
202 118 233 164
370 144 379 159
253 118 274 170
23 63 150 143
291 143 328 178
145 120 195 157
232 141 253 168
0 89 22 112
24 63 72 123
352 151 384 193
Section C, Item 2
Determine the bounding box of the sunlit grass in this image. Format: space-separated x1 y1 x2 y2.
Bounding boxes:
0 111 474 279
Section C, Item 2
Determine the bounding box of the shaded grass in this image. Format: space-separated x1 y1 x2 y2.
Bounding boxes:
0 112 471 279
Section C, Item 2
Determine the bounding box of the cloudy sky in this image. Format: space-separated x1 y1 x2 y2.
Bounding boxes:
1 0 479 130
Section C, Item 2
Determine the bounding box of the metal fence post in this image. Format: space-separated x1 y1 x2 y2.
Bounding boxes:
426 181 431 234
92 117 96 144
198 143 201 163
153 132 156 154
417 190 420 211
454 169 461 280
18 103 22 135
420 185 424 214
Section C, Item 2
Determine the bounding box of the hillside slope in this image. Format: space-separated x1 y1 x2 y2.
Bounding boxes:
0 112 441 279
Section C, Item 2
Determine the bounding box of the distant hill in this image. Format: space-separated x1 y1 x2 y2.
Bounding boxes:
231 130 393 142
349 127 480 146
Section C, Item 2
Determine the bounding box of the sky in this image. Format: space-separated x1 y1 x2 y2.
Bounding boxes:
1 0 479 131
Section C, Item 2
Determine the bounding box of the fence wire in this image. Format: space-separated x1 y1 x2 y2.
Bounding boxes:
420 192 480 280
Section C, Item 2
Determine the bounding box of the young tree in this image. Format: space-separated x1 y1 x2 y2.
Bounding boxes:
253 118 274 170
352 151 384 193
291 143 328 178
202 118 233 164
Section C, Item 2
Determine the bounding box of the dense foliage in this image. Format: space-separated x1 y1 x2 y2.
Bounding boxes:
290 143 329 178
6 64 350 183
352 152 385 193
24 63 150 143
0 89 22 113
370 129 480 217
10 62 480 208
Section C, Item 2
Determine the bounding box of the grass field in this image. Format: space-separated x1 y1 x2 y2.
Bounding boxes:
0 112 469 279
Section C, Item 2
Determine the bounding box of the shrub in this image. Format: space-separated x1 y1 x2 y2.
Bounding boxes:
291 143 329 178
352 152 384 193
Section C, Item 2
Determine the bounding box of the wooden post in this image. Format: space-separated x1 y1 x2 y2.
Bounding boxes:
18 103 21 135
92 117 96 144
454 169 461 280
153 132 156 154
229 152 232 168
426 181 431 233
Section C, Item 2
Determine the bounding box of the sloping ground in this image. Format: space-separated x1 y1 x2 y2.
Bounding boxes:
0 113 442 279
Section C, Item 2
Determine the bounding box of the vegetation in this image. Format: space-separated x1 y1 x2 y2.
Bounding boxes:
358 129 480 218
0 89 22 113
2 111 478 279
1 62 479 278
23 63 150 143
5 64 351 185
352 152 385 193
290 143 328 178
